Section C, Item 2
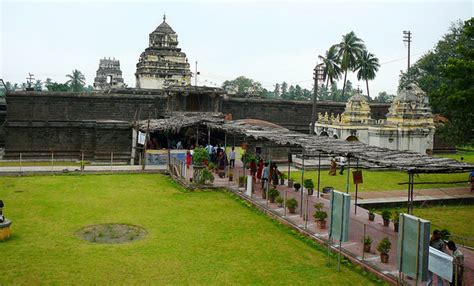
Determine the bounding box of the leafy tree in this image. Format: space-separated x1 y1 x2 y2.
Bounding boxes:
222 76 263 97
355 49 380 99
273 83 281 98
373 91 395 103
281 82 288 98
430 18 474 145
319 45 342 88
34 80 43 91
66 69 86 92
45 81 70 92
335 31 366 97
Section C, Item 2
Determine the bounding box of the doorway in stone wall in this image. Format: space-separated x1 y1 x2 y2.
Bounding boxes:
186 94 201 111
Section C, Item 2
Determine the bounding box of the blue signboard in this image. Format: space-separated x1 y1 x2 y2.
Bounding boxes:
329 190 350 242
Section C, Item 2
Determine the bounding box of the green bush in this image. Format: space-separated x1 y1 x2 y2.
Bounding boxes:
381 210 391 220
193 147 208 165
313 202 327 221
276 196 284 205
201 168 214 184
376 237 391 254
287 198 298 209
304 179 314 189
362 236 372 245
268 189 280 200
392 210 400 223
208 162 216 170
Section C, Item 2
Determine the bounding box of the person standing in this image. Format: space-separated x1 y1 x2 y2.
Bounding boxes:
261 163 269 190
229 147 236 169
338 156 347 175
250 159 257 178
186 149 191 169
428 230 446 286
256 159 264 182
329 158 337 176
447 241 464 286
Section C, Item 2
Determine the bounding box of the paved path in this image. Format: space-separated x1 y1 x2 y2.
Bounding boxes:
207 161 474 285
0 164 166 174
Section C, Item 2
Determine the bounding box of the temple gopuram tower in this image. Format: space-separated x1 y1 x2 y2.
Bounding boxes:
93 58 124 90
135 15 192 89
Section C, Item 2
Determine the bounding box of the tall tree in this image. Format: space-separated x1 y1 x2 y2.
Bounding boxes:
281 82 288 99
273 83 281 98
34 80 43 91
222 76 263 97
335 31 366 97
318 45 342 88
355 49 380 99
66 69 86 92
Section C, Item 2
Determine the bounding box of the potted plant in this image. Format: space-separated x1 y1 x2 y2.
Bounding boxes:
293 183 301 192
377 237 391 263
304 179 314 196
362 236 373 253
276 196 284 207
201 168 215 185
368 208 375 221
238 176 246 188
279 173 287 185
392 210 400 232
192 147 209 183
268 188 280 203
381 210 391 227
288 178 294 188
287 198 298 214
207 162 216 172
313 202 328 229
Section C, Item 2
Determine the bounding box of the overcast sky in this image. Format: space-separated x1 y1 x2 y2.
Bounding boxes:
1 0 472 95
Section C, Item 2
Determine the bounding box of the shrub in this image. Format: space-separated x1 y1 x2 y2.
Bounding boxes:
313 202 327 221
280 173 287 180
201 168 214 184
368 208 375 215
381 210 391 220
287 198 298 209
440 229 451 241
362 236 372 245
392 210 400 223
276 196 284 205
376 237 391 254
304 179 314 189
208 162 216 170
192 147 208 165
293 183 301 190
268 189 280 200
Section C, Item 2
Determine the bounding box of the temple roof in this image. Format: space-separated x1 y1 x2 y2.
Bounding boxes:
153 17 175 34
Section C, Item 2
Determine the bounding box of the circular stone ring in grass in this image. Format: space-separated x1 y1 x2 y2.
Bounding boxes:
77 224 146 244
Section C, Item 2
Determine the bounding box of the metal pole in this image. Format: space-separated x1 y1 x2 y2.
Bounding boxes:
51 151 54 171
345 156 351 194
207 126 210 146
355 158 359 214
19 153 22 173
317 153 321 198
362 224 366 261
398 214 406 285
300 150 305 216
305 191 309 228
287 148 291 187
110 152 113 173
407 173 411 214
415 219 421 285
310 66 318 134
266 145 271 206
195 61 198 86
283 188 287 217
81 152 84 174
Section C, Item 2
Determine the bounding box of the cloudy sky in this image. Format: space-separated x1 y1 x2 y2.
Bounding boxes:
1 0 472 95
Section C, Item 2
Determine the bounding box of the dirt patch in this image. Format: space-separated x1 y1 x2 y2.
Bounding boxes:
77 224 146 244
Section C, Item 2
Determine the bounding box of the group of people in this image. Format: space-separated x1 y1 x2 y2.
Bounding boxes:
429 230 464 285
329 156 347 176
258 162 282 190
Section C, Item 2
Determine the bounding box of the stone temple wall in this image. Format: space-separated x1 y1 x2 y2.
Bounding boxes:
2 91 391 160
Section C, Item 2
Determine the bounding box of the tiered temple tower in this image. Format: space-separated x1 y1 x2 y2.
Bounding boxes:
135 15 192 89
93 58 124 90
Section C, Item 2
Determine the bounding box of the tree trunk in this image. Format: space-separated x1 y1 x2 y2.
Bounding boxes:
342 69 348 98
366 79 370 100
326 77 330 89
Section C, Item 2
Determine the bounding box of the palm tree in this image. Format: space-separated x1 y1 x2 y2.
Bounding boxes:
335 31 366 97
355 50 380 99
318 45 342 88
66 69 86 92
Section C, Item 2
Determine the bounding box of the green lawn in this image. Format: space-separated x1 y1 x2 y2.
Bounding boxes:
375 205 474 247
0 174 380 285
0 161 83 167
290 170 469 192
434 150 474 164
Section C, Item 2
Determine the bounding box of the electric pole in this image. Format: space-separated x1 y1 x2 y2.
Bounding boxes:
194 61 200 86
403 31 412 82
26 73 35 91
310 63 325 134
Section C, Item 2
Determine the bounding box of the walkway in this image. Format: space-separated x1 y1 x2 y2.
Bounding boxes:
205 162 474 285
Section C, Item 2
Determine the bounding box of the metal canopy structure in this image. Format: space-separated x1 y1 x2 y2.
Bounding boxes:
137 112 473 174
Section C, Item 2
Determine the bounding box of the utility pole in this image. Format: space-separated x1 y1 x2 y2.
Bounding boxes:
403 31 412 82
194 61 200 86
26 73 35 90
310 63 325 134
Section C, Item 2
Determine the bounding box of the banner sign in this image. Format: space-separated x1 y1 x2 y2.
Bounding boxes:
397 213 431 282
428 246 453 282
329 190 351 242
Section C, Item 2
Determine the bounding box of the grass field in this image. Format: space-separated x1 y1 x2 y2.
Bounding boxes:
289 170 469 192
0 174 381 285
375 205 474 247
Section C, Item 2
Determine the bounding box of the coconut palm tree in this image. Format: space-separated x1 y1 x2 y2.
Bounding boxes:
66 69 86 92
318 45 342 88
355 50 380 99
335 31 366 97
